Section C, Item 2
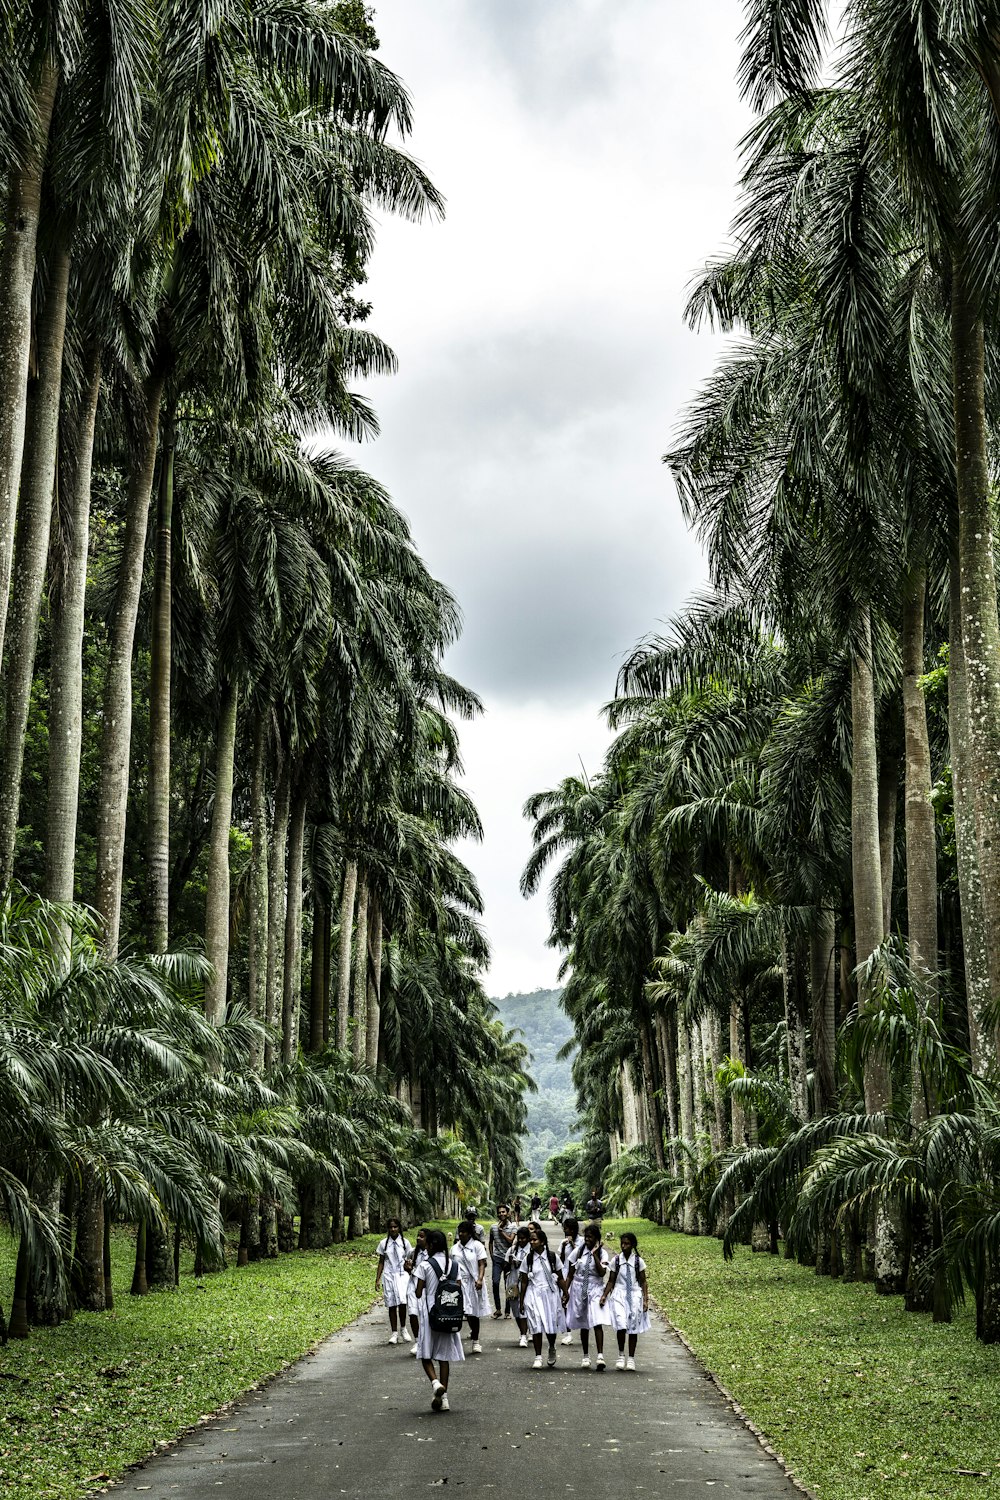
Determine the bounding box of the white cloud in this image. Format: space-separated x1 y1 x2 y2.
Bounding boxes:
344 0 752 992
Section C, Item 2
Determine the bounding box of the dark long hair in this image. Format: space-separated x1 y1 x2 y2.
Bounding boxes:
529 1226 558 1273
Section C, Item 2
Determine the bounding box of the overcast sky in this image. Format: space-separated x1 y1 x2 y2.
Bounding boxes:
346 0 753 997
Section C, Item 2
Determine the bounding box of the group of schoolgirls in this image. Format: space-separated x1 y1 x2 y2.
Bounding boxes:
375 1215 651 1413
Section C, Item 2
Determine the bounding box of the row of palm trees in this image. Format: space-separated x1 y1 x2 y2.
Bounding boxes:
0 3 530 1341
525 0 1000 1343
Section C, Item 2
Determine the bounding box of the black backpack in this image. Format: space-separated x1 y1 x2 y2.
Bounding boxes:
428 1254 464 1332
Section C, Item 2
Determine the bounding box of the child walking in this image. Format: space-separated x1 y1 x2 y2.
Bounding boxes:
405 1227 429 1354
505 1224 532 1347
558 1216 584 1345
599 1231 651 1370
519 1225 566 1369
562 1221 610 1369
375 1218 413 1344
453 1219 491 1352
415 1229 464 1411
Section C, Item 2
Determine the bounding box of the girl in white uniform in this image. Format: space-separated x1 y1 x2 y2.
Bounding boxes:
405 1227 428 1354
519 1226 566 1369
453 1219 491 1351
558 1217 584 1345
505 1225 531 1347
415 1229 465 1411
562 1221 610 1369
375 1219 413 1344
600 1231 651 1370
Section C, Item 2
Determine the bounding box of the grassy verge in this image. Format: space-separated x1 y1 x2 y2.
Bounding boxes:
602 1219 1000 1500
0 1229 381 1500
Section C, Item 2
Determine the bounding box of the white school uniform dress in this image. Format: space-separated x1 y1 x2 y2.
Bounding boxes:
416 1253 466 1363
505 1242 528 1311
377 1234 413 1307
566 1244 610 1330
453 1240 491 1320
522 1250 567 1336
407 1247 428 1318
607 1251 651 1335
559 1234 584 1279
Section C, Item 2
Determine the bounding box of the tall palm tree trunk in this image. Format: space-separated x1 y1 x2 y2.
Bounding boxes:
204 678 239 1026
94 372 165 955
0 239 71 885
147 405 176 954
281 776 307 1063
264 758 290 1073
950 260 1000 1010
878 753 897 940
949 552 994 1073
336 858 358 1049
810 908 837 1115
248 717 269 1067
0 62 59 670
365 889 381 1070
351 865 369 1066
310 890 328 1052
851 608 887 1111
45 348 102 907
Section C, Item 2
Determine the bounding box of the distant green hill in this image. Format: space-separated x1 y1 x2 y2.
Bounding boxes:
493 988 578 1180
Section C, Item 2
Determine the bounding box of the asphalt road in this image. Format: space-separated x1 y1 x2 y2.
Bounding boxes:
119 1248 805 1497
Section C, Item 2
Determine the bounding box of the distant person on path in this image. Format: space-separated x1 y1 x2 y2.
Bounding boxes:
375 1219 412 1344
520 1225 566 1369
505 1224 532 1347
453 1219 490 1352
488 1205 515 1317
563 1221 610 1370
454 1206 486 1245
404 1227 429 1354
530 1191 543 1221
511 1194 523 1223
558 1215 584 1345
584 1189 604 1220
415 1229 465 1412
561 1190 575 1220
600 1231 651 1371
548 1191 560 1218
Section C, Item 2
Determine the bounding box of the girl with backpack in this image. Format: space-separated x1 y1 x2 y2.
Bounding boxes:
557 1216 585 1346
562 1221 610 1369
599 1230 651 1370
415 1229 464 1411
519 1226 566 1369
453 1219 490 1352
404 1227 429 1355
375 1219 413 1345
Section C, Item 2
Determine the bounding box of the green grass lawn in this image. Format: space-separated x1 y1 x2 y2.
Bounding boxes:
0 1229 381 1500
604 1219 1000 1500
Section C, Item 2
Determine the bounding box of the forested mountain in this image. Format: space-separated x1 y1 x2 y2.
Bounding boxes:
493 988 578 1180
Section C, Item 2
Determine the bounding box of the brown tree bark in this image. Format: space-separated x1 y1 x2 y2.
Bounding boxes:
336 858 358 1049
264 759 291 1073
852 610 888 1111
147 406 176 954
281 775 307 1063
204 678 239 1026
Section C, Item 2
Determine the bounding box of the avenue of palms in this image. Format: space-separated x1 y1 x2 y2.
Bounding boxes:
526 0 1000 1345
0 1 530 1343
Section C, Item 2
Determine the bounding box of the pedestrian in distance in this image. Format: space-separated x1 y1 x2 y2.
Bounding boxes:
375 1218 413 1344
415 1228 464 1412
519 1224 566 1369
454 1218 491 1351
558 1215 584 1345
488 1204 516 1318
511 1193 523 1223
599 1230 651 1370
584 1188 604 1220
530 1191 543 1222
404 1226 429 1354
562 1221 610 1369
548 1191 560 1219
453 1205 486 1245
505 1224 531 1346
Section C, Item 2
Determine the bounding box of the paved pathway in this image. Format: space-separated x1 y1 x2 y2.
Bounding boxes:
122 1267 804 1497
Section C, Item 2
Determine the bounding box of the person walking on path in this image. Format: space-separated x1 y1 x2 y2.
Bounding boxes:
511 1193 523 1223
530 1191 543 1222
404 1227 429 1354
558 1215 584 1346
454 1219 490 1352
454 1206 486 1245
488 1204 515 1317
415 1229 464 1411
548 1191 560 1219
563 1221 610 1369
505 1224 531 1347
520 1225 566 1370
600 1231 651 1371
375 1219 413 1344
585 1188 604 1219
